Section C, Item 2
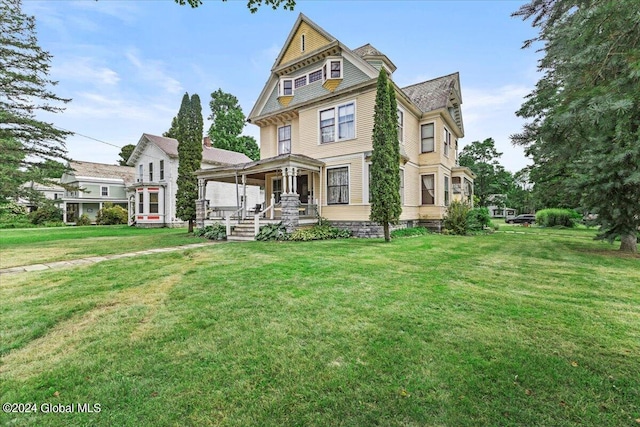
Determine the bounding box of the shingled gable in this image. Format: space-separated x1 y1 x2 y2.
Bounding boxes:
271 13 337 70
67 160 135 186
352 43 397 73
129 133 251 166
402 73 464 132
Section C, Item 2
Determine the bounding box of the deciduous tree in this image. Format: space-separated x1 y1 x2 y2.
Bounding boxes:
513 0 640 252
369 69 401 242
117 144 136 166
175 0 295 13
208 89 259 161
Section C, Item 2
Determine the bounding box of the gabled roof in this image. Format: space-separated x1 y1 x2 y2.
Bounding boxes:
401 73 460 113
352 43 397 73
129 133 252 166
272 13 337 70
352 43 385 57
67 161 135 186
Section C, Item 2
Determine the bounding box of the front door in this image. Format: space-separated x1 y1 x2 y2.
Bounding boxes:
297 175 309 204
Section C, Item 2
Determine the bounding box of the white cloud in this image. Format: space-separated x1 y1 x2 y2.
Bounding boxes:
461 84 534 172
125 49 183 94
52 57 120 86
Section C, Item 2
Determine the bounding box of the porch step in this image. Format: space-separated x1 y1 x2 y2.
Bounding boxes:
227 222 256 242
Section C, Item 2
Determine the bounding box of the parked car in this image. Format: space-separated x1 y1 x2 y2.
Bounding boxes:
506 214 536 224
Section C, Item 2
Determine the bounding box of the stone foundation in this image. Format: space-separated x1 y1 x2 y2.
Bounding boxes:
280 193 300 233
329 219 443 238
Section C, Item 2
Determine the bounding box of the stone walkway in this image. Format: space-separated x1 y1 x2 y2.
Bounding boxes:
0 242 215 276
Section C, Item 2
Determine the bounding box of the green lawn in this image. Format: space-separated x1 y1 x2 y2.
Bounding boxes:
0 226 207 269
1 229 638 426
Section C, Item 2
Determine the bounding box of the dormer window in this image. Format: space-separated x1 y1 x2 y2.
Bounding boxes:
330 61 341 78
279 78 293 96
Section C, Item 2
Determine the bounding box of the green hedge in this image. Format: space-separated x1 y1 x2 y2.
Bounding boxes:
536 208 581 228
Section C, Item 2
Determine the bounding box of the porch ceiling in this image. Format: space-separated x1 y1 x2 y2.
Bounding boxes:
196 153 325 183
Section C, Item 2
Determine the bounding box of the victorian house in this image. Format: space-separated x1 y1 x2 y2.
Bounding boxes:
196 14 474 238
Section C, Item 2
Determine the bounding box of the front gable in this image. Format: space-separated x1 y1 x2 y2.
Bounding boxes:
278 21 333 67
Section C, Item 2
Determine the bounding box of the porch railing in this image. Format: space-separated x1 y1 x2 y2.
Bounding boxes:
225 206 245 237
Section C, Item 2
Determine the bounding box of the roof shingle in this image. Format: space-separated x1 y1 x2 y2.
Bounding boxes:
142 133 252 165
401 73 458 113
68 161 136 186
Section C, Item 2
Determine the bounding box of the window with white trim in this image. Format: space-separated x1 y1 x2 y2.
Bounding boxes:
444 128 451 157
272 177 282 203
399 169 405 205
159 160 164 180
138 164 143 181
444 175 450 206
149 162 154 181
278 125 291 155
309 69 322 83
101 186 108 197
138 192 144 214
330 60 341 78
279 78 293 96
397 109 404 143
294 75 307 88
421 174 435 205
320 101 354 143
149 192 159 214
327 167 349 205
421 123 435 153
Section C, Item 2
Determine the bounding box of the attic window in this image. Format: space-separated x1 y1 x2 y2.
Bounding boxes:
322 58 343 82
301 34 305 52
279 78 293 96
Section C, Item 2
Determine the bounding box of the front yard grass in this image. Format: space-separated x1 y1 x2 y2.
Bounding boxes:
0 226 207 269
1 229 638 426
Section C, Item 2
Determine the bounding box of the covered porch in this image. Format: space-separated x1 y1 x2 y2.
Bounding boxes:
195 153 325 238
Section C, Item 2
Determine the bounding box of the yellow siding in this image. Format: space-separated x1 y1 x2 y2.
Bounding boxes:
297 89 376 159
279 22 331 66
260 125 277 159
322 79 342 92
278 95 293 107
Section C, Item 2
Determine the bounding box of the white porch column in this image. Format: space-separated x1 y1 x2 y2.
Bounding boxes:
287 167 293 196
242 174 247 220
281 167 288 194
292 167 298 194
63 201 67 223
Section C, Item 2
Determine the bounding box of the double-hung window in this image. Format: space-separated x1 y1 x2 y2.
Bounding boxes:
397 109 404 143
149 192 159 214
101 186 109 197
444 176 450 206
272 178 283 203
278 125 291 154
138 164 144 181
330 60 341 78
320 109 335 143
338 103 354 140
444 128 451 157
149 162 154 181
159 160 164 180
421 174 435 205
279 79 293 96
421 123 434 153
138 192 144 214
320 102 354 143
327 167 349 205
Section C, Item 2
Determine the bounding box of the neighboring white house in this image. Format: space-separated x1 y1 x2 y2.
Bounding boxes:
126 134 263 227
60 161 135 224
17 179 65 212
487 194 516 218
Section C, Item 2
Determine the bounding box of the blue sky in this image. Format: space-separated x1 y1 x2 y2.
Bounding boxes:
23 0 540 172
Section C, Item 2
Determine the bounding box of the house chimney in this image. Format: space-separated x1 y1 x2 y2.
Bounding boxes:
203 136 211 148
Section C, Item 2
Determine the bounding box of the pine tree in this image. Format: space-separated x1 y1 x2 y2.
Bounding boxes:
370 69 401 242
513 0 640 252
0 0 71 202
174 93 203 233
